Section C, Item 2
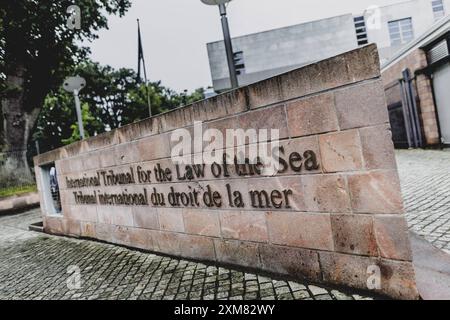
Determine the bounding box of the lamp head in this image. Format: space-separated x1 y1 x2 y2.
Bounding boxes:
200 0 233 5
62 76 86 93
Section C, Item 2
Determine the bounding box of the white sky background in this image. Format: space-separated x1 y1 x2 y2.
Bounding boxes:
88 0 406 92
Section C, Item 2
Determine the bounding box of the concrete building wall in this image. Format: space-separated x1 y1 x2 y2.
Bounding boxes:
207 14 358 92
365 0 450 64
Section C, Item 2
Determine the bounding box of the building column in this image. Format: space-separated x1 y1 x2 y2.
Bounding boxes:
416 74 441 145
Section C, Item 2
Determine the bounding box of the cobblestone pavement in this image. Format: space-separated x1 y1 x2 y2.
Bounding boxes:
396 149 450 253
0 149 448 300
0 209 373 300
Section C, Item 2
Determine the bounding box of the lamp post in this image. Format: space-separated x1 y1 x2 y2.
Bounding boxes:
201 0 238 89
63 76 86 140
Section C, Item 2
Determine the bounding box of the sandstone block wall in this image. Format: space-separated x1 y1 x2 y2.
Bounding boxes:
34 44 418 299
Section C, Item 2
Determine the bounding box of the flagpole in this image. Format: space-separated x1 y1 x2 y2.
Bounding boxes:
137 19 152 117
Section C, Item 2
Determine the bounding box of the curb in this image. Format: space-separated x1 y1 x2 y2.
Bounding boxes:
0 192 40 215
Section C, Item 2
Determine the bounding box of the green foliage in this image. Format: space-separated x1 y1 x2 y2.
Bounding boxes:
0 0 132 148
61 102 97 145
0 184 37 198
0 1 205 157
32 61 205 153
74 62 137 130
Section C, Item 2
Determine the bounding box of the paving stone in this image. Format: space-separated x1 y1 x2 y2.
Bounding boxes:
331 290 353 300
293 290 311 299
272 280 289 288
308 285 329 296
244 292 259 300
0 208 395 301
289 281 307 291
244 273 257 280
276 292 295 300
216 291 229 299
245 286 259 293
314 294 333 300
259 282 274 290
352 294 373 300
260 288 275 298
275 286 291 294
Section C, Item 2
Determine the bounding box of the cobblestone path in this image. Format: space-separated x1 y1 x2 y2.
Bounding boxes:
0 209 371 300
396 149 450 253
2 149 447 300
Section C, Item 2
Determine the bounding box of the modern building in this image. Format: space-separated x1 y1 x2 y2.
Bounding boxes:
361 0 450 64
381 15 450 147
207 14 358 92
207 0 450 92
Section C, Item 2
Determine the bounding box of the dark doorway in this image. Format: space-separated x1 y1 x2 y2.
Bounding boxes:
384 69 424 148
388 101 409 148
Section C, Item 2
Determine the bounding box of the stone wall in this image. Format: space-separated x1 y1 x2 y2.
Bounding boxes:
34 44 418 299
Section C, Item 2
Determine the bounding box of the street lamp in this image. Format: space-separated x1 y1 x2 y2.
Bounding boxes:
63 76 86 140
201 0 239 89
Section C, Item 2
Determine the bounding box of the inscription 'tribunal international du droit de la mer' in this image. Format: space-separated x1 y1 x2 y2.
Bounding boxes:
35 46 419 299
66 147 319 210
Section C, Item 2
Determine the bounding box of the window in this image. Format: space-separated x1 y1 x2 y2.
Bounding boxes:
233 51 245 75
432 0 446 20
427 39 449 64
354 16 368 46
388 18 414 46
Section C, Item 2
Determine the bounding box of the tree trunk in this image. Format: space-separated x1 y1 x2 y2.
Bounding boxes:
1 63 40 186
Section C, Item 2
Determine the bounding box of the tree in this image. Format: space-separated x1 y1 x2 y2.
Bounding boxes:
32 89 103 153
74 62 138 131
0 0 131 182
32 60 205 154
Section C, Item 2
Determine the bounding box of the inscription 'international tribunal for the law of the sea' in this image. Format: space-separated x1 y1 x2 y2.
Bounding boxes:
68 147 319 210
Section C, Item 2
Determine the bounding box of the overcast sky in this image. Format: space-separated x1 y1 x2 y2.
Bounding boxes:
88 0 406 92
